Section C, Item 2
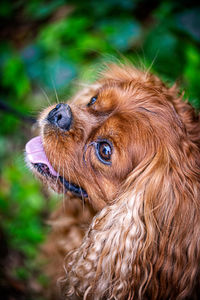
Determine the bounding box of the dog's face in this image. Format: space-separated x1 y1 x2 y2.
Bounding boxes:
25 65 183 211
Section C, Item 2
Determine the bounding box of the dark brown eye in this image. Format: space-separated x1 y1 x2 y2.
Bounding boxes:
87 95 98 107
96 140 112 165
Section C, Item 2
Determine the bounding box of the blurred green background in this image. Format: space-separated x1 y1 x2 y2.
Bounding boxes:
0 0 200 299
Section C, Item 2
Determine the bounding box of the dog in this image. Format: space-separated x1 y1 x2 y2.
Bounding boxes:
25 63 200 300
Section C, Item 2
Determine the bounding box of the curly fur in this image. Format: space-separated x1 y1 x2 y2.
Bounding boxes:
27 63 200 300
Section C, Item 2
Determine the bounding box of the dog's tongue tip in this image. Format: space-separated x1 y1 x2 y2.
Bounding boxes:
25 136 58 176
25 136 43 154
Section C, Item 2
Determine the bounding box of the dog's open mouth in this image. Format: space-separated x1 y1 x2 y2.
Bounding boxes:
25 136 88 198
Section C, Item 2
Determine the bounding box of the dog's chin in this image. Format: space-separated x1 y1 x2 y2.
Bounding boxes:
25 136 88 198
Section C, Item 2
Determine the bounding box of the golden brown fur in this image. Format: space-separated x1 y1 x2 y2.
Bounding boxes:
27 64 200 299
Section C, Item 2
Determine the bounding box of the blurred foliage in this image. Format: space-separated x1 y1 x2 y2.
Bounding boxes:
0 0 200 298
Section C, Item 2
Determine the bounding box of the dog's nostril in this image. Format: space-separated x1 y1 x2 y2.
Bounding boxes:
47 103 73 131
56 114 62 121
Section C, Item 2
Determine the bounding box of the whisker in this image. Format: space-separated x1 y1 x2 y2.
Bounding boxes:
62 164 66 211
51 76 59 104
39 86 52 106
72 169 85 204
54 134 61 186
55 158 61 186
144 50 159 78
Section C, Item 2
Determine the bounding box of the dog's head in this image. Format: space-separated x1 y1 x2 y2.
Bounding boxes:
25 64 183 210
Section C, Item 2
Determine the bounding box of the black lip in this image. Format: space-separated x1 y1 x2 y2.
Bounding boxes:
59 176 88 198
32 163 88 198
33 163 54 178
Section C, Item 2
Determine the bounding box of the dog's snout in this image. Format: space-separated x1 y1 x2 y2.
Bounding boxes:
47 103 72 131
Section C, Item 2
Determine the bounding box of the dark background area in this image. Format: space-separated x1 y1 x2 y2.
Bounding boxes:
0 0 200 299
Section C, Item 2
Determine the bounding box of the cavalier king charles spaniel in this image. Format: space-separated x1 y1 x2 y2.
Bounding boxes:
25 63 200 300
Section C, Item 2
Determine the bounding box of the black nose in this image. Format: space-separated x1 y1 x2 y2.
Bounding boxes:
47 103 72 131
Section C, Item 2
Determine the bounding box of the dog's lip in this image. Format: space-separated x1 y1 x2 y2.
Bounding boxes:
25 136 58 177
32 162 57 178
59 176 88 198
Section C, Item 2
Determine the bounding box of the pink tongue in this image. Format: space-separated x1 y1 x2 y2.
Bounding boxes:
25 136 58 176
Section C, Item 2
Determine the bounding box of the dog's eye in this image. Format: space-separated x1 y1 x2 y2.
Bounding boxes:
96 140 112 165
87 95 98 107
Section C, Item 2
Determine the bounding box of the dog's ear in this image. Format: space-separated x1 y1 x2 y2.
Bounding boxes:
130 139 200 299
63 187 146 299
62 64 200 299
166 84 200 148
63 133 200 300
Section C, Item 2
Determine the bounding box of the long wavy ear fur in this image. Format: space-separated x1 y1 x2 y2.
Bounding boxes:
63 139 199 300
62 65 200 300
167 84 200 149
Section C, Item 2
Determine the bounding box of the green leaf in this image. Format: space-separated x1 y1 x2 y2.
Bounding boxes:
143 25 184 79
0 0 13 17
184 45 200 109
26 0 65 20
2 55 30 98
175 8 200 42
99 18 141 51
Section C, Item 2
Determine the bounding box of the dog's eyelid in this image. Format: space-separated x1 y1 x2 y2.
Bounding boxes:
94 139 113 166
87 94 98 107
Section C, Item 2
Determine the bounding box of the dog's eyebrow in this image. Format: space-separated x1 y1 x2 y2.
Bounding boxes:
138 106 157 114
